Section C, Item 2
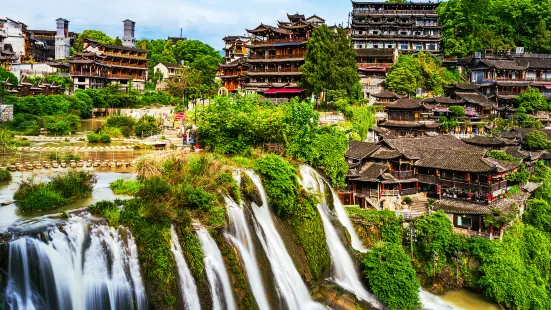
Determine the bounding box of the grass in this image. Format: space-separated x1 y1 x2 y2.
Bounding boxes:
0 169 11 182
14 170 97 212
110 178 141 196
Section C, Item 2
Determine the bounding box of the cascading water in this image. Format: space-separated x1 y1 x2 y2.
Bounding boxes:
5 216 147 310
225 196 271 310
300 166 461 310
170 225 201 310
196 227 236 310
243 170 324 310
299 166 382 308
300 165 367 252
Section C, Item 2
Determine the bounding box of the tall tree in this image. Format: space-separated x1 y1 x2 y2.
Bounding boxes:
300 25 360 97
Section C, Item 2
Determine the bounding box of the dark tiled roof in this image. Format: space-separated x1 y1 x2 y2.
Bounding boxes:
370 147 402 159
414 149 497 173
380 98 425 109
503 146 528 159
372 90 404 99
496 81 532 87
515 58 551 70
463 136 505 147
379 120 442 129
345 141 380 160
455 92 492 108
452 83 480 90
477 59 526 71
101 44 148 53
357 162 389 181
434 190 535 215
384 135 483 159
425 97 465 105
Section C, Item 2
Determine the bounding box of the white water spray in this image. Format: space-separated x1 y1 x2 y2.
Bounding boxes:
170 225 201 310
225 196 271 310
5 217 147 310
196 227 236 310
244 170 324 310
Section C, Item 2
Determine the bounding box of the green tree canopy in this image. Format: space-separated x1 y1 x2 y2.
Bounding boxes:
75 30 115 52
300 25 360 97
523 130 549 150
516 87 550 113
386 52 461 95
363 242 421 310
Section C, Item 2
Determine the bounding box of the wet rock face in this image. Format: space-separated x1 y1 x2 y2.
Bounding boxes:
240 173 262 207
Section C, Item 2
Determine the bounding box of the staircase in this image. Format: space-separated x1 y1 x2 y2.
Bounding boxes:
407 193 429 214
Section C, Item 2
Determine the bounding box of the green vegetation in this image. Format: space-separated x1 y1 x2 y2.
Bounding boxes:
110 178 141 196
74 30 116 52
300 25 360 98
0 169 12 182
197 95 354 186
486 150 518 163
347 207 403 246
386 52 462 95
523 131 549 150
516 88 550 113
254 154 330 278
14 170 97 212
87 133 111 143
439 0 551 57
135 115 161 138
363 242 421 310
0 129 17 153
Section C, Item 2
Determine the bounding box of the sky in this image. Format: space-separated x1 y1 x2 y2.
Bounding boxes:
2 0 355 50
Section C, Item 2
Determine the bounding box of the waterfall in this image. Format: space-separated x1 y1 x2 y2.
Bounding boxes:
170 225 201 310
243 170 324 310
5 217 147 310
299 166 383 308
225 197 271 310
300 166 461 310
196 227 236 310
299 165 367 252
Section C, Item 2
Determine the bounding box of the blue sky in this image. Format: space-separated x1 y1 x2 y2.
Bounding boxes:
3 0 355 50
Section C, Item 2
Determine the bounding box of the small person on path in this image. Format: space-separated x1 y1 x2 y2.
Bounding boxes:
183 132 188 145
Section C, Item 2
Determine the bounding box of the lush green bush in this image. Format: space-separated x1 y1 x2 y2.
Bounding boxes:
87 133 100 143
14 181 69 212
135 115 160 138
0 129 17 153
524 199 551 233
347 207 403 245
486 150 518 162
523 130 549 150
42 114 80 135
0 169 12 182
49 170 97 199
508 164 530 185
2 114 41 136
449 105 466 117
110 178 141 196
363 243 421 310
99 133 111 143
403 196 414 205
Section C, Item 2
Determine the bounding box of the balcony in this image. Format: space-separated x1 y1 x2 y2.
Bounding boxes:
392 170 414 179
249 53 306 60
353 10 438 16
251 38 307 46
249 68 300 73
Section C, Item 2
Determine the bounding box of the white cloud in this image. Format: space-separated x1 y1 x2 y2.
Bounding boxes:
2 0 351 49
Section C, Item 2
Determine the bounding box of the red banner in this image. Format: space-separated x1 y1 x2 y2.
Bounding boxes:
175 112 186 121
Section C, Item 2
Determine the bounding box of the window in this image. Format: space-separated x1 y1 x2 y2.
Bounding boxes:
400 44 409 50
78 77 85 83
415 45 423 50
373 45 379 48
457 216 472 228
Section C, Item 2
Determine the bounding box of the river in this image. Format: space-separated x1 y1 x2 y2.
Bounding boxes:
439 289 499 310
0 171 135 228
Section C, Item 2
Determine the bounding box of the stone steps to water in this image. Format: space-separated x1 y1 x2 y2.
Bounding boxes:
2 160 135 172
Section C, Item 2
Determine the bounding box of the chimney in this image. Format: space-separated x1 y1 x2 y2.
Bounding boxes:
55 18 70 59
122 19 136 48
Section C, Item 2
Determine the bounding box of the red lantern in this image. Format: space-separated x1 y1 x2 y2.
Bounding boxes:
488 176 492 184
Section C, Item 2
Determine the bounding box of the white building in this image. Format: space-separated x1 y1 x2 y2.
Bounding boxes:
3 18 27 63
153 62 180 80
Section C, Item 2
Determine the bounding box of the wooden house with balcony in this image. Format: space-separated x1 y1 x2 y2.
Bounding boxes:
220 58 248 93
350 1 441 54
244 14 323 99
67 38 148 91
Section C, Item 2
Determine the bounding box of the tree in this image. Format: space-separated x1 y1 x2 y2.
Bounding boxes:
449 105 466 117
300 25 360 98
486 150 517 163
507 164 530 185
386 53 461 95
74 30 115 52
363 242 421 310
524 199 551 233
516 87 549 113
523 130 549 150
114 36 123 46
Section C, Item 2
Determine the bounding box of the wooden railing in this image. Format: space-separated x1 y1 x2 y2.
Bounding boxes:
250 53 306 60
392 170 414 179
251 38 308 46
353 10 438 15
249 68 300 73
